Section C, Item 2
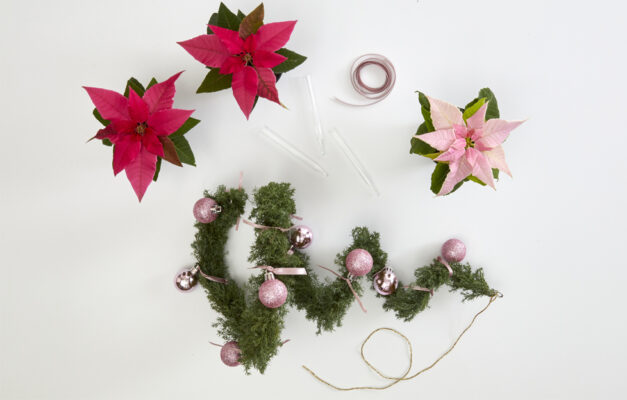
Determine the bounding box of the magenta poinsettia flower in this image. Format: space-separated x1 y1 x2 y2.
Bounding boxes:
416 96 524 196
178 21 296 119
84 72 194 201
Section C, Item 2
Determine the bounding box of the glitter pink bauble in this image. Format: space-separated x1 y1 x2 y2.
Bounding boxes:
345 249 373 277
258 279 288 308
441 239 466 263
193 197 220 223
220 341 241 367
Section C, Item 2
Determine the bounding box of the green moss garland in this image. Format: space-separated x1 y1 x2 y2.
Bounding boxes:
191 182 498 373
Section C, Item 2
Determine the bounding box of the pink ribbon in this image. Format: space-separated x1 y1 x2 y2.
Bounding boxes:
196 265 228 284
242 219 294 232
251 265 308 276
316 265 367 313
404 284 434 296
437 256 454 277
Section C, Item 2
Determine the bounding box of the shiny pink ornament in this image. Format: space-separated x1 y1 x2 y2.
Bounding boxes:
373 267 398 296
220 341 241 367
258 277 288 308
441 239 466 263
193 197 221 223
289 225 313 251
345 249 373 277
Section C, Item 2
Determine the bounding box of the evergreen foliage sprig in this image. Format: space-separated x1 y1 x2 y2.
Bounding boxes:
190 182 498 373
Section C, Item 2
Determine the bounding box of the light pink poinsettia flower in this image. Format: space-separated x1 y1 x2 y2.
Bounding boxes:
416 96 524 195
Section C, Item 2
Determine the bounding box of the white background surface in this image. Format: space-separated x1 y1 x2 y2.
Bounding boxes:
1 0 626 398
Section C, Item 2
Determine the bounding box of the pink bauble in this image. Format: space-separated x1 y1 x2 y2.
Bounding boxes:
373 267 398 296
193 197 221 223
345 249 373 277
289 225 313 250
220 341 241 367
441 239 466 263
258 279 288 308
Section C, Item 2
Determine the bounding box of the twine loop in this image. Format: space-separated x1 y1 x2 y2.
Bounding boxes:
302 293 501 391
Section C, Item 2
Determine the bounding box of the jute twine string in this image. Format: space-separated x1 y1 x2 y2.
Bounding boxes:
302 292 502 391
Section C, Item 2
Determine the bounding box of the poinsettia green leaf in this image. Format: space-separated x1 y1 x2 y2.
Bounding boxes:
418 91 431 111
207 13 219 34
410 123 438 155
462 97 486 121
431 162 449 194
421 107 435 132
417 92 434 132
171 135 196 166
217 2 242 31
123 77 146 97
492 168 500 180
423 152 442 160
478 88 499 120
153 157 162 181
239 3 264 39
431 163 464 195
273 48 307 74
237 10 245 19
170 117 200 137
197 68 232 93
93 108 109 126
468 175 486 186
102 138 113 146
146 78 158 90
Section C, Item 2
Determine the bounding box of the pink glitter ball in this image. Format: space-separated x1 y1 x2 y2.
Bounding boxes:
441 239 466 263
193 197 220 223
220 341 241 367
345 249 373 277
258 278 288 308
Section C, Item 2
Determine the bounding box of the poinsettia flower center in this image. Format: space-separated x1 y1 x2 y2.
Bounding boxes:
135 122 148 135
239 52 254 66
465 135 475 148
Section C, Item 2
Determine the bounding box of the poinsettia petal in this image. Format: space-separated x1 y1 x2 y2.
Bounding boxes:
89 124 117 142
220 56 245 74
142 71 183 113
110 119 136 135
142 129 164 157
476 119 525 150
483 145 511 177
231 66 258 119
208 25 244 53
466 102 487 130
125 147 157 202
435 141 465 163
242 35 256 53
254 50 287 68
127 87 149 122
178 35 231 68
414 128 456 151
439 157 472 196
467 148 495 189
256 67 279 104
83 87 129 120
254 21 297 52
427 96 464 130
147 109 195 136
112 134 141 176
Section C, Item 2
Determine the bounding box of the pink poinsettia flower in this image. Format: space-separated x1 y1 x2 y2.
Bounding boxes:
178 21 296 119
84 72 194 201
416 96 524 195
